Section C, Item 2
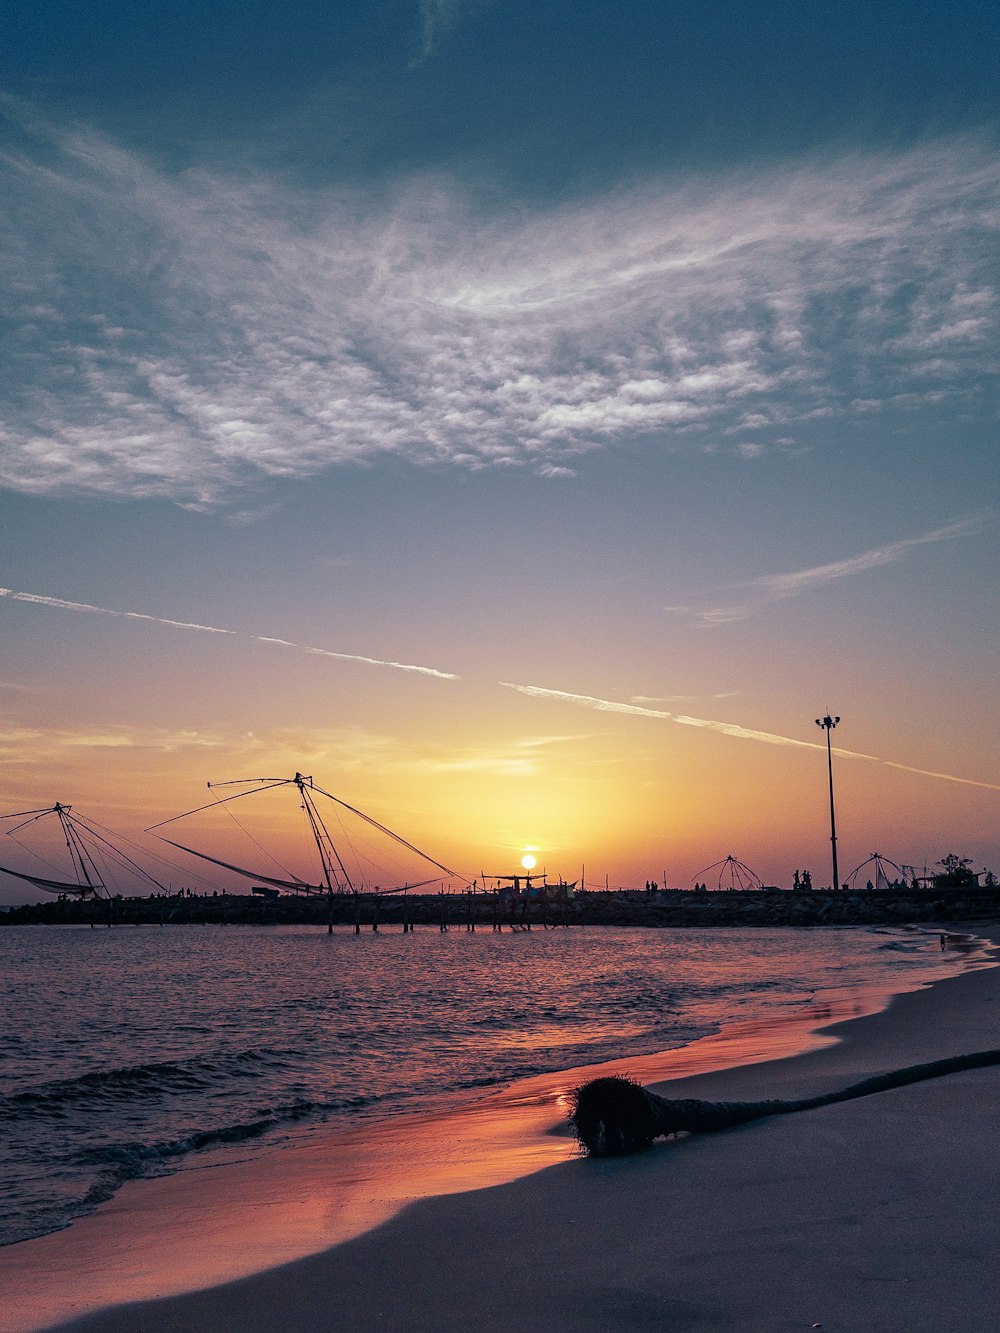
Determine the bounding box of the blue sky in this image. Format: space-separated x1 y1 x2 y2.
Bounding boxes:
1 1 998 898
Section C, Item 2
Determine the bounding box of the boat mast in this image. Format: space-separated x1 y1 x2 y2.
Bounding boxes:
294 773 354 935
54 803 100 894
293 773 354 894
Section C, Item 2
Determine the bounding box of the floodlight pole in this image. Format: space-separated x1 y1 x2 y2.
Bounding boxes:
815 714 840 890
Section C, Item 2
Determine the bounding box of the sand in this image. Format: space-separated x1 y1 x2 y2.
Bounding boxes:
4 928 999 1333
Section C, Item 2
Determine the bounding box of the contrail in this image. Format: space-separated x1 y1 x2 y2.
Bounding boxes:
673 713 835 753
502 681 1000 791
2 590 237 634
882 761 1000 792
3 588 994 790
0 588 460 680
258 637 459 679
499 683 674 719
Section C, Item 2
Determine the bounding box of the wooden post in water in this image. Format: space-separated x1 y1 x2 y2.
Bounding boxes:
372 894 379 932
353 890 361 935
467 888 474 931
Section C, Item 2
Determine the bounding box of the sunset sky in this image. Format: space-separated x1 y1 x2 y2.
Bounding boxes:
1 1 998 901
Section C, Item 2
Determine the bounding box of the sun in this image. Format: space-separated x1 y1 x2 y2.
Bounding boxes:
520 853 537 870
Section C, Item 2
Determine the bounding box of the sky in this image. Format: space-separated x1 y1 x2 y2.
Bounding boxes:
1 0 998 900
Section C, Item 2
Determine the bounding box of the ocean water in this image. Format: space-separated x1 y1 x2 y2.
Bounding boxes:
0 921 973 1248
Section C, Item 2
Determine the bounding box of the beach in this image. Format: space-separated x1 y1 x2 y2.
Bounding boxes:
3 927 998 1333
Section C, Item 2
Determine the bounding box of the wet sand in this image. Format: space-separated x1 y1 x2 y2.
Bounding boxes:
3 928 997 1333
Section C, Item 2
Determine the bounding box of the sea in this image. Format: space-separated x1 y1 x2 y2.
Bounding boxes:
0 920 982 1250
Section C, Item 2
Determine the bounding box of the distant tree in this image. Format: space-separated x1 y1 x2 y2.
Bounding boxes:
984 869 998 889
937 853 973 875
934 854 977 888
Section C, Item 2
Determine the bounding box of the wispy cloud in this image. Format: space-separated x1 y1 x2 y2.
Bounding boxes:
412 734 588 778
0 724 442 790
1 108 997 505
747 516 989 598
0 588 459 680
0 724 231 764
0 680 41 695
415 0 463 61
672 514 992 625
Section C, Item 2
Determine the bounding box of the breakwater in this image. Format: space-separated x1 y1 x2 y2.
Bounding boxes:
4 885 1000 929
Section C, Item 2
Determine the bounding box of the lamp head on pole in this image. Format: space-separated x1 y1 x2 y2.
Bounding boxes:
815 714 840 731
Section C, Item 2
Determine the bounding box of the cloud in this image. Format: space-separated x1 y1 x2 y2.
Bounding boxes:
672 514 992 625
0 721 448 773
412 734 588 778
0 680 41 695
0 587 460 680
747 516 988 599
1 110 997 505
415 0 463 61
0 724 231 764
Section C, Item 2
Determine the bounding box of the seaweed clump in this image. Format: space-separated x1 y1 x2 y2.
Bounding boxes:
570 1075 659 1156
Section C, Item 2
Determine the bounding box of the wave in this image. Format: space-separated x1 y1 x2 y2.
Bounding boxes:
0 1091 377 1248
0 1047 292 1120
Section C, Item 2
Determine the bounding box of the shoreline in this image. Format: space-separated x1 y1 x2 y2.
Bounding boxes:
0 925 992 1331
